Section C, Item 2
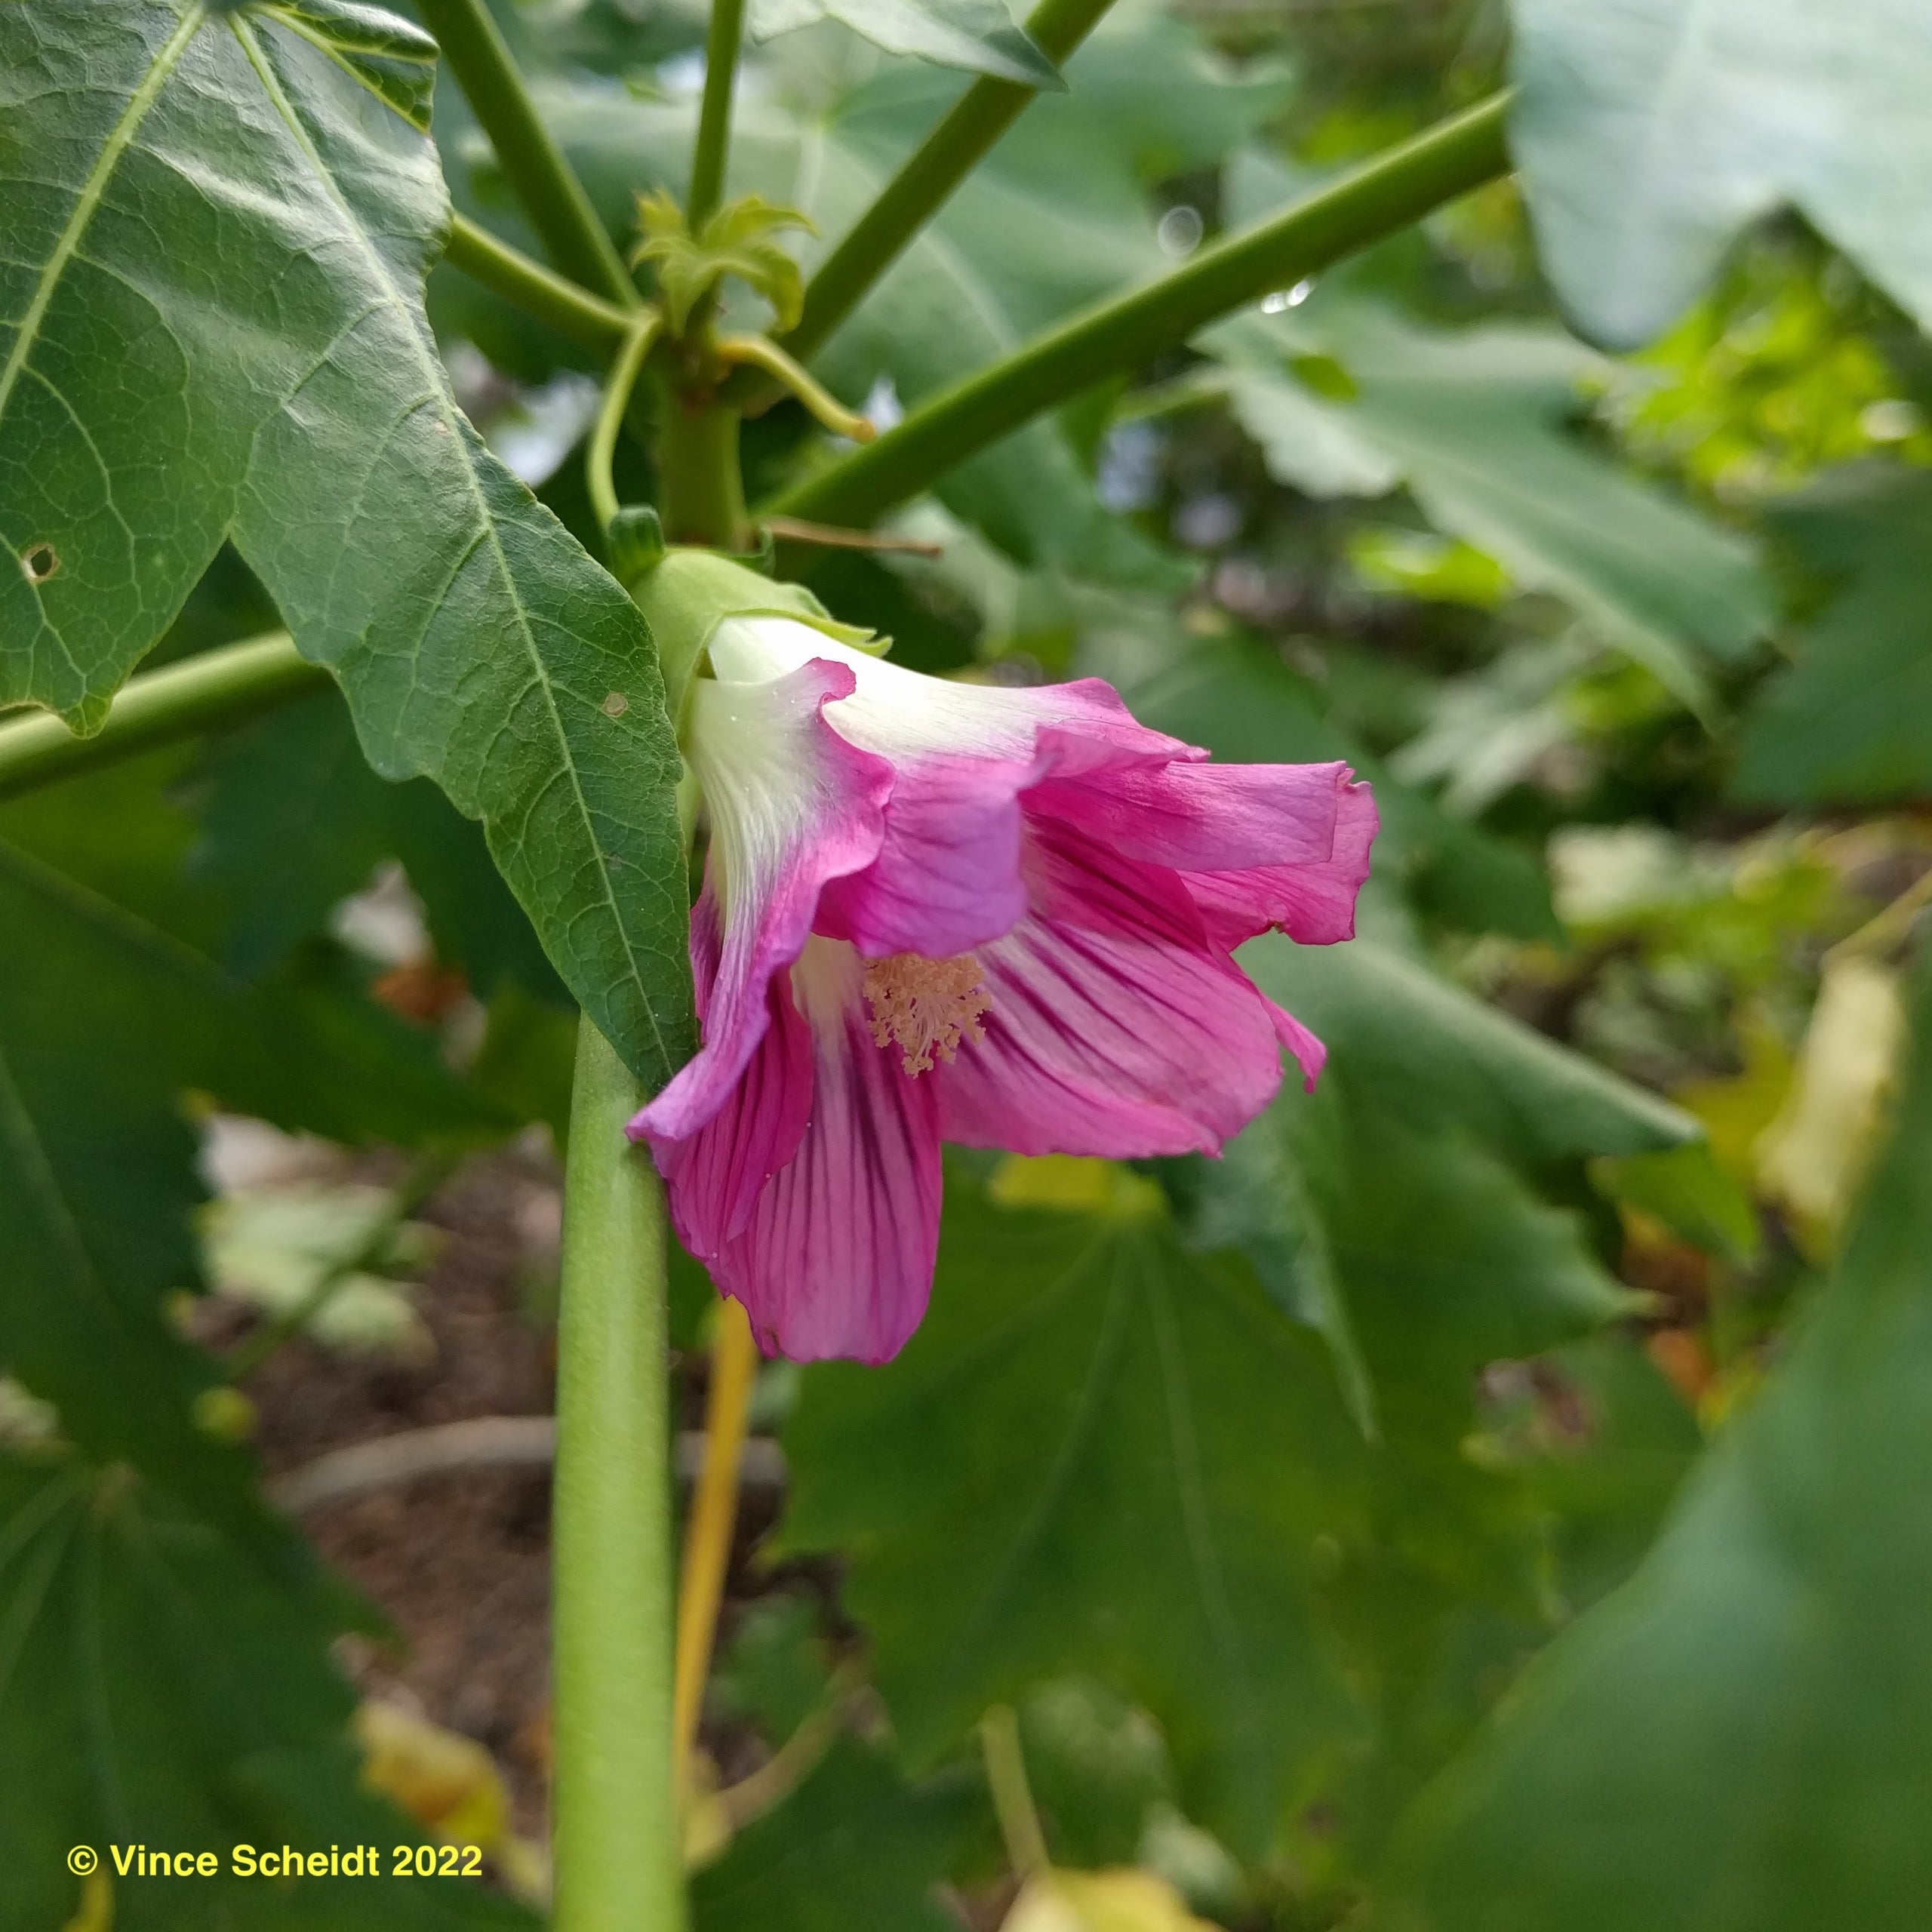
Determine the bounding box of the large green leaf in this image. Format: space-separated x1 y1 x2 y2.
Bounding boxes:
1506 0 1932 348
1204 302 1774 707
0 1451 537 1932
749 0 1061 88
1189 937 1690 1438
0 762 499 1515
0 0 692 1087
1383 952 1932 1931
777 1164 1368 1856
1734 466 1932 804
195 687 565 1000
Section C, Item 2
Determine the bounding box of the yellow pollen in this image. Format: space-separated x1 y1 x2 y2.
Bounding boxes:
863 952 990 1075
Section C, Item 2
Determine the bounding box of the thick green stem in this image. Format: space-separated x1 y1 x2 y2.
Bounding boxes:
688 0 749 230
445 214 632 352
0 634 325 802
779 0 1119 366
657 401 749 549
416 0 636 309
768 93 1512 531
552 1023 685 1932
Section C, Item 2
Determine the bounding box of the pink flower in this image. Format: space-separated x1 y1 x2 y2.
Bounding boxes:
629 615 1376 1364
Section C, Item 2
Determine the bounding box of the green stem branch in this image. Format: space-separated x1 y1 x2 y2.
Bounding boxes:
0 634 325 803
445 214 632 352
416 0 636 308
688 0 749 230
779 0 1120 366
552 1023 685 1932
588 314 665 535
767 93 1512 531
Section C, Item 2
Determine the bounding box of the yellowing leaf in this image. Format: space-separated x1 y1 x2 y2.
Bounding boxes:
1756 954 1908 1255
60 1870 112 1932
1002 1868 1220 1932
356 1697 511 1847
988 1155 1162 1220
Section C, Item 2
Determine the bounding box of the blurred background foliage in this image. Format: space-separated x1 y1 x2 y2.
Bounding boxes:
6 0 1932 1925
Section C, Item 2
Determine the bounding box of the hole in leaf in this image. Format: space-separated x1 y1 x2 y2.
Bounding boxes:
21 543 58 584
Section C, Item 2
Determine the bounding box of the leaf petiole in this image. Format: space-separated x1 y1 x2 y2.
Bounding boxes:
768 93 1514 533
718 333 875 440
588 311 666 536
444 214 633 353
688 0 749 231
415 0 637 307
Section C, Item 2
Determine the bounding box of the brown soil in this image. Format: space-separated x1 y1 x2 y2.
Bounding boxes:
240 1149 565 1835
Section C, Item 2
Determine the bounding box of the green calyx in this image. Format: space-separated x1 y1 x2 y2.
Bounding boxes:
626 548 887 728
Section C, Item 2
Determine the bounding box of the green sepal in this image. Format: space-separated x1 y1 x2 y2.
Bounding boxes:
609 505 669 589
626 550 888 726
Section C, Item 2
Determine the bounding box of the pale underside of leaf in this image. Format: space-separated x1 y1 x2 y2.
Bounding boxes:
1509 0 1932 346
750 0 1063 90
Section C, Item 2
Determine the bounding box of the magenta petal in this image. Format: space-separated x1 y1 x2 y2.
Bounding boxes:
648 951 814 1254
1269 1000 1327 1094
1026 754 1352 872
708 943 943 1364
935 819 1289 1158
631 660 891 1149
815 750 1033 959
814 680 1200 961
1185 773 1379 949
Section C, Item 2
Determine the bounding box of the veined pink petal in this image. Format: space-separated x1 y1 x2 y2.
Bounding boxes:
647 931 814 1253
1024 754 1353 872
935 818 1292 1158
814 748 1034 959
1183 775 1379 949
629 659 891 1147
712 616 1199 959
705 940 943 1364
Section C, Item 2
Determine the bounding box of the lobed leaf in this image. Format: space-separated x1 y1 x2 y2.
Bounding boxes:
777 1166 1369 1856
0 1452 537 1932
1506 0 1932 348
1385 951 1932 1930
1734 466 1932 804
0 0 693 1088
1204 297 1775 709
749 0 1063 90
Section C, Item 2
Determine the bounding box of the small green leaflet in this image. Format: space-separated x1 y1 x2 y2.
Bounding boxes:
1386 952 1932 1932
1508 0 1932 347
0 0 694 1089
458 17 1284 591
749 0 1063 91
